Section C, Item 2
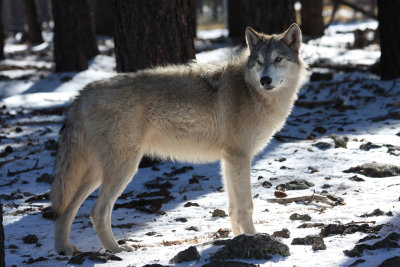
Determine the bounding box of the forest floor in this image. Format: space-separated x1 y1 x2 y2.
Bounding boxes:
1 20 400 267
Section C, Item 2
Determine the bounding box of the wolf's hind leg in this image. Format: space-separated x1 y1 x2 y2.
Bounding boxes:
91 152 142 253
222 154 256 235
54 167 100 255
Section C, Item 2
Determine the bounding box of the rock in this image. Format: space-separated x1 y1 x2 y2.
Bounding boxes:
262 181 272 188
202 261 257 267
36 173 53 184
213 228 230 239
327 134 348 148
344 232 400 257
321 223 382 237
186 226 199 232
357 235 380 243
169 246 200 263
175 217 188 222
297 223 325 229
163 166 194 177
68 252 122 264
184 202 200 207
212 209 227 217
359 142 381 151
289 213 311 221
210 233 290 261
5 145 13 154
379 256 400 267
349 259 366 267
312 239 326 250
360 208 384 217
23 234 38 244
291 235 323 245
344 162 400 177
348 175 365 182
314 142 332 150
272 228 290 239
277 179 314 190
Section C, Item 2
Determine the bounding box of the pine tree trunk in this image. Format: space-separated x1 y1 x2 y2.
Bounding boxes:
95 0 113 36
23 0 44 44
0 0 4 60
0 204 4 267
113 0 196 72
300 0 324 37
52 0 99 72
228 0 295 39
377 0 400 80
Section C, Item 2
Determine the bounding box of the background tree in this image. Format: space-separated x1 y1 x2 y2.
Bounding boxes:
23 0 44 44
228 0 295 40
113 0 196 72
377 0 400 80
95 0 113 36
0 0 5 60
52 0 98 72
300 0 324 37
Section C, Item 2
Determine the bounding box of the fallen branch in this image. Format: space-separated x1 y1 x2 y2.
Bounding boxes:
267 194 337 207
0 176 19 187
7 159 43 177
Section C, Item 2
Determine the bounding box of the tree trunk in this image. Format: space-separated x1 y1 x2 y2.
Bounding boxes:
377 0 400 80
23 0 44 44
52 0 99 72
95 0 113 36
0 204 4 267
228 0 295 39
113 0 196 73
300 0 324 37
0 0 5 60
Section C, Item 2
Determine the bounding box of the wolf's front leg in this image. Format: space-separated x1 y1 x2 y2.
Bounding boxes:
222 154 256 235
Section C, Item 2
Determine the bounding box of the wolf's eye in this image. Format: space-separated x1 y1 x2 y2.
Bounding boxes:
275 57 283 63
257 59 263 65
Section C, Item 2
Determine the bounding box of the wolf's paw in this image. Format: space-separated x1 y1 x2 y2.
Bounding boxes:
110 244 134 253
56 244 81 255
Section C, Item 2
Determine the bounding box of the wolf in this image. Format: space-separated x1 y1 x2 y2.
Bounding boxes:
51 23 307 255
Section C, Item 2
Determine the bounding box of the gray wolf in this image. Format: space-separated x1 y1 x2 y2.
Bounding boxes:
51 23 307 255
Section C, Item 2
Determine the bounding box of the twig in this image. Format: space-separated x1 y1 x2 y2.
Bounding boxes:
267 194 336 207
0 176 19 187
7 159 43 177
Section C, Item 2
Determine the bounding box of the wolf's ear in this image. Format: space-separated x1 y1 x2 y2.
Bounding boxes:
282 23 302 52
245 27 262 52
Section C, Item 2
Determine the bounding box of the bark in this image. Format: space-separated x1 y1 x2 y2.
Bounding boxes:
23 0 44 44
300 0 324 37
95 0 113 36
52 0 99 72
228 0 295 39
0 204 4 267
113 0 196 72
0 0 4 60
377 0 400 80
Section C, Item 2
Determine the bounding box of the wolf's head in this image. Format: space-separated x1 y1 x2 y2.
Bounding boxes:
244 24 306 91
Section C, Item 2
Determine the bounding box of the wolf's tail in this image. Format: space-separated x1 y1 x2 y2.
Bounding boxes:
50 121 87 215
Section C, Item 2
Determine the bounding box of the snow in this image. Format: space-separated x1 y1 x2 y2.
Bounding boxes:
1 20 400 267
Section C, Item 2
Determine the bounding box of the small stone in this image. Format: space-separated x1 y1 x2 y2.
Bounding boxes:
212 209 227 217
344 162 400 177
175 217 188 222
185 226 199 231
313 142 332 150
36 173 53 184
277 179 314 190
169 246 200 263
289 213 311 221
4 146 13 154
312 239 326 250
15 127 23 133
184 202 200 207
349 175 365 182
272 228 290 238
262 181 272 188
313 126 327 134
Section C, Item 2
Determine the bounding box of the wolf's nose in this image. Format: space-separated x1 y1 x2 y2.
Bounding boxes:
260 76 272 86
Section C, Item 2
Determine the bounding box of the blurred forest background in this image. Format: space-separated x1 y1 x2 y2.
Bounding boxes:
0 0 398 79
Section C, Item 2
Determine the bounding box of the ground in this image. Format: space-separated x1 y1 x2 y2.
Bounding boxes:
1 20 400 266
